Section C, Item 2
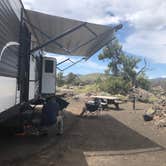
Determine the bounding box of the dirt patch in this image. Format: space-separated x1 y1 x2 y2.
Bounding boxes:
0 99 166 166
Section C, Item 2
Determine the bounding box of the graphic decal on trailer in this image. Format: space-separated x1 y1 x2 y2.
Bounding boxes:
0 42 20 61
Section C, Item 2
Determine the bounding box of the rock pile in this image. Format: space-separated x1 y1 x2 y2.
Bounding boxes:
153 99 166 128
144 96 166 128
130 87 157 103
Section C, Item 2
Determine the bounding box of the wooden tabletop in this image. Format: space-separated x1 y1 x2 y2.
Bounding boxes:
91 95 118 100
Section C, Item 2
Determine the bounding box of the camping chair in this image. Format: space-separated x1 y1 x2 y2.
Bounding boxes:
80 98 104 116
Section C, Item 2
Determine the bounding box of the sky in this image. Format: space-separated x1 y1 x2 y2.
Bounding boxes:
22 0 166 78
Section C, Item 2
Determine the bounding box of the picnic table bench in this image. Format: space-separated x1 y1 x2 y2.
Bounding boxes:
91 95 123 110
80 95 124 116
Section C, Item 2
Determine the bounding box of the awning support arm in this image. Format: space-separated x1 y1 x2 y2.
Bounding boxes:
24 18 71 54
57 57 86 71
26 20 98 54
57 58 70 66
84 25 98 37
70 37 97 53
85 36 116 61
73 24 122 58
70 25 98 53
30 22 87 53
56 66 63 71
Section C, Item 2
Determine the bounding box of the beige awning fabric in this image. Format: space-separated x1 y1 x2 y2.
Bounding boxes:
25 9 121 57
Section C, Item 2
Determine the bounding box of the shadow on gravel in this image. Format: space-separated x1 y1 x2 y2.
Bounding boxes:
66 114 163 152
0 111 76 166
21 113 164 166
0 111 164 166
106 107 124 111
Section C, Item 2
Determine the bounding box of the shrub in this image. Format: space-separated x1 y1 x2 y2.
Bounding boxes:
99 76 131 95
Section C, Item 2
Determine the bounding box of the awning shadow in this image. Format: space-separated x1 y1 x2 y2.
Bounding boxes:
64 114 163 152
0 111 164 166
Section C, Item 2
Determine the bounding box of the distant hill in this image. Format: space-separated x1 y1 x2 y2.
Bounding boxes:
78 73 166 86
78 73 105 83
150 77 166 90
78 74 166 90
65 72 166 90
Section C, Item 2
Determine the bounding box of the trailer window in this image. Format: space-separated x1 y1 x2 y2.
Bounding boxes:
45 60 54 73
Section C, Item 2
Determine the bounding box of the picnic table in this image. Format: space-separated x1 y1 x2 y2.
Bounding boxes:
91 95 122 110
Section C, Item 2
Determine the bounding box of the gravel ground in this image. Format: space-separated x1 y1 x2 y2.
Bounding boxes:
0 99 166 166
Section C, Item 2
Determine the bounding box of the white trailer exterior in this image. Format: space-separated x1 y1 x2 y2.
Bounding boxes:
0 0 21 116
0 0 56 128
0 77 17 113
0 0 121 132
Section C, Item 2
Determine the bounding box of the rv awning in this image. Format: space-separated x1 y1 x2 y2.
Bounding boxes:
25 9 122 58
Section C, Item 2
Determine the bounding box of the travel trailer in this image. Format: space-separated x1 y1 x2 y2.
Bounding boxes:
0 0 122 133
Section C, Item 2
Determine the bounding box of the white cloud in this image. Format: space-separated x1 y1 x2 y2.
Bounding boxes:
22 0 166 64
22 0 123 24
125 1 166 30
161 75 166 78
87 16 121 25
118 1 166 63
123 29 166 63
22 0 166 28
22 0 34 9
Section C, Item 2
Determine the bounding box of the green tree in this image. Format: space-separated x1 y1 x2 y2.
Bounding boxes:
95 76 102 92
122 56 149 89
99 39 124 76
56 72 64 87
98 39 150 93
66 72 78 85
137 74 151 90
121 55 141 86
99 76 131 95
96 76 102 85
